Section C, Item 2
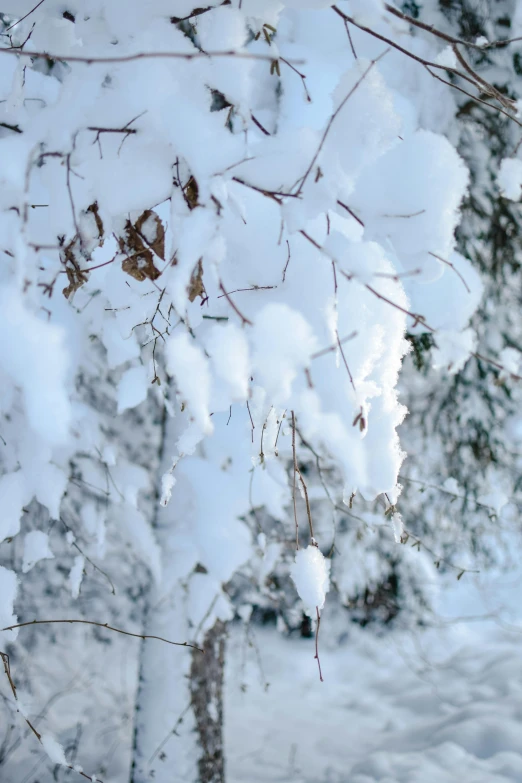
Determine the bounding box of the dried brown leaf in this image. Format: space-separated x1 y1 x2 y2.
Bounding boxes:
187 259 206 302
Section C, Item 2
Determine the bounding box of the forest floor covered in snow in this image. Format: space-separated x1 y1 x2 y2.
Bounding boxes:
225 569 522 783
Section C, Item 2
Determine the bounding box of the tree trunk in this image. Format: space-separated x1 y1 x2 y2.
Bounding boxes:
130 401 227 783
190 620 226 783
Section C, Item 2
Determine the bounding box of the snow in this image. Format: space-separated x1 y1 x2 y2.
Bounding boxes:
166 333 213 445
22 530 54 574
497 158 522 201
431 328 477 374
117 365 149 413
435 46 458 69
159 471 176 507
0 2 511 781
0 472 31 541
0 288 71 446
290 545 331 615
40 733 67 766
0 565 18 647
68 554 85 598
225 572 522 783
252 304 318 405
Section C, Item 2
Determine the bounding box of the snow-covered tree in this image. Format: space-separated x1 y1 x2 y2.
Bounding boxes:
0 1 521 781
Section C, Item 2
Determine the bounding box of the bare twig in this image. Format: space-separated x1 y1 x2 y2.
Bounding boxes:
282 239 291 282
1 650 103 782
219 280 253 325
246 400 255 443
311 331 358 360
218 285 275 297
280 56 311 102
344 19 358 59
291 411 299 549
274 410 286 456
60 518 115 595
401 528 479 576
363 281 436 332
296 52 387 195
2 619 203 652
332 5 522 125
399 474 504 515
383 3 522 51
337 200 365 226
314 607 324 682
383 210 426 218
428 251 471 293
0 47 303 66
250 113 271 136
5 0 46 32
296 467 315 541
335 329 356 393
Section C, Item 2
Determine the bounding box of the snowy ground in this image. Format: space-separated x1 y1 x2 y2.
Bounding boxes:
225 570 522 783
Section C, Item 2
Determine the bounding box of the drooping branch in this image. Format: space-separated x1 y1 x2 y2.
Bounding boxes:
0 46 303 66
2 619 203 652
331 5 521 126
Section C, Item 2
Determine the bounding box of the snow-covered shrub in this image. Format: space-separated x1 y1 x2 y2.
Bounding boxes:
1 0 519 778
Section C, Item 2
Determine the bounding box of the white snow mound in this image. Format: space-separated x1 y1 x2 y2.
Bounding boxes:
290 545 330 615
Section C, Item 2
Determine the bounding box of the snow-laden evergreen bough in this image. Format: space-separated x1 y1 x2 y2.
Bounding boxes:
0 0 501 780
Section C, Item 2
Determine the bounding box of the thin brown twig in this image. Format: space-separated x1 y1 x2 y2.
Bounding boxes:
383 210 426 218
274 410 286 456
424 64 522 129
148 701 192 764
259 406 272 464
2 619 203 652
314 607 324 682
474 351 522 382
282 239 291 282
295 466 315 540
171 2 227 23
218 281 253 325
217 285 275 297
5 0 46 32
0 46 303 65
311 331 358 361
332 5 522 124
452 44 515 109
363 281 436 332
296 52 387 195
250 113 271 136
230 146 522 384
383 3 522 51
399 474 504 515
344 19 358 59
337 200 365 226
291 411 299 549
335 329 356 393
65 152 81 244
1 651 104 782
428 251 471 293
232 176 298 200
279 56 311 102
401 528 479 576
60 518 116 595
331 6 478 90
246 400 255 443
299 228 438 332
